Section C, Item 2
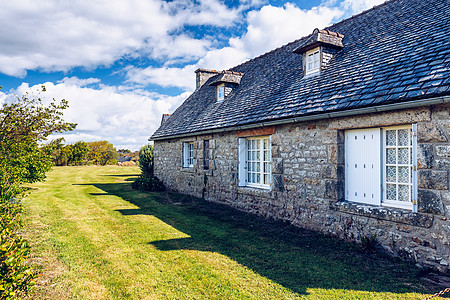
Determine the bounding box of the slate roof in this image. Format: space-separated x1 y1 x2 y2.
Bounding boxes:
151 0 450 140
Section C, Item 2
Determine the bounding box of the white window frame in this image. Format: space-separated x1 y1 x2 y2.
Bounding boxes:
305 48 321 75
345 125 417 211
182 142 194 168
382 125 414 210
217 84 225 102
238 136 271 189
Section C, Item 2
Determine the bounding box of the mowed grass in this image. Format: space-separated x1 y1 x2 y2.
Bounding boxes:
23 165 438 299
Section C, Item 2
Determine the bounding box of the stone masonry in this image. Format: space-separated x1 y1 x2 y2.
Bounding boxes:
154 103 450 273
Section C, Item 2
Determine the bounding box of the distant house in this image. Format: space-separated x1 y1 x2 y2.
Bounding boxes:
151 0 450 272
118 156 133 163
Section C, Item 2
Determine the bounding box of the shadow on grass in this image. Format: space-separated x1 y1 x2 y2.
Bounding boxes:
84 181 437 297
101 174 140 178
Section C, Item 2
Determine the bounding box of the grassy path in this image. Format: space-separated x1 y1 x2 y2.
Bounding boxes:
23 166 438 299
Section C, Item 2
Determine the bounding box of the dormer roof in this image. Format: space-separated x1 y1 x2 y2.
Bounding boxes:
209 71 244 86
293 28 344 54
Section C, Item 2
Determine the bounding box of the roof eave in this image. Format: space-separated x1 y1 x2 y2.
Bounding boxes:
150 95 450 141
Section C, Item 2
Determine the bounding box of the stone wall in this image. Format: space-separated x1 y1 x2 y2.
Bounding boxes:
153 103 450 273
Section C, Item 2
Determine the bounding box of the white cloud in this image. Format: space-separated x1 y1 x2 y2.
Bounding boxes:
229 3 343 58
126 65 197 91
342 0 386 14
11 81 188 151
125 2 344 90
0 90 6 106
57 77 101 87
0 0 245 77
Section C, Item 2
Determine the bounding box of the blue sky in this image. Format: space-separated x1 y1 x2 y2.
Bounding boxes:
0 0 383 150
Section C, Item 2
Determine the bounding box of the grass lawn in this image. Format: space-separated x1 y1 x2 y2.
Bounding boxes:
23 165 442 299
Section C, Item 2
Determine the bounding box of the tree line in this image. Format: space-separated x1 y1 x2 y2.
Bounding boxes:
44 139 119 166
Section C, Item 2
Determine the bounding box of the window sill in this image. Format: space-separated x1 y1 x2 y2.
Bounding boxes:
180 167 194 173
304 70 320 77
237 186 273 197
329 201 433 228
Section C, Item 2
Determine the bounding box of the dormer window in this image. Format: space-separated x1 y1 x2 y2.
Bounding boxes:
305 48 321 75
217 84 225 102
209 70 244 102
293 28 344 77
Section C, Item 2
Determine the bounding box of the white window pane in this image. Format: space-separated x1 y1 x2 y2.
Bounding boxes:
386 166 396 182
387 184 397 200
398 148 409 164
398 129 409 146
386 130 396 146
398 166 409 183
398 185 410 201
386 148 396 164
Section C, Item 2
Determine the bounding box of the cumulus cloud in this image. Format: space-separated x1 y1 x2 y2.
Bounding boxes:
11 80 188 150
126 65 197 91
126 2 343 90
0 0 244 77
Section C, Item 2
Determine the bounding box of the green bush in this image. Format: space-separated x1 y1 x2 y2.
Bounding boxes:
131 176 165 192
0 197 36 299
138 145 154 177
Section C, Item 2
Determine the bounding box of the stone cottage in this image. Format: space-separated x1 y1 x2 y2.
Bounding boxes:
150 0 450 272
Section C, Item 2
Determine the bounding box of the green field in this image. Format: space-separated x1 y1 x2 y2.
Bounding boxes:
23 165 439 299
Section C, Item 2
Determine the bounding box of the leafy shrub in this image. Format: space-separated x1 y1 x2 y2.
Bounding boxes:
131 176 165 192
0 196 36 299
138 145 154 177
360 233 378 253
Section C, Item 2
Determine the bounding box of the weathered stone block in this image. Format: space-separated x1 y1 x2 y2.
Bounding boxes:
320 165 344 180
272 174 283 191
436 145 450 157
322 130 338 144
330 201 434 227
412 236 436 249
417 144 433 169
431 104 450 121
272 158 284 174
435 158 450 170
418 170 448 190
418 189 444 215
325 179 344 200
418 123 448 143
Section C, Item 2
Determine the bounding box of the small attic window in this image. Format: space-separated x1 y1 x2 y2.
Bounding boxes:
293 28 344 77
217 84 225 102
209 70 244 102
305 48 321 75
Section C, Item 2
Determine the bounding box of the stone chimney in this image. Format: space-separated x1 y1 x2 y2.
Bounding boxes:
195 68 219 89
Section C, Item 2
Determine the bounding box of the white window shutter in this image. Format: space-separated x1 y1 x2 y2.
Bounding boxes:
182 142 188 168
238 138 246 187
412 124 418 212
345 128 381 205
